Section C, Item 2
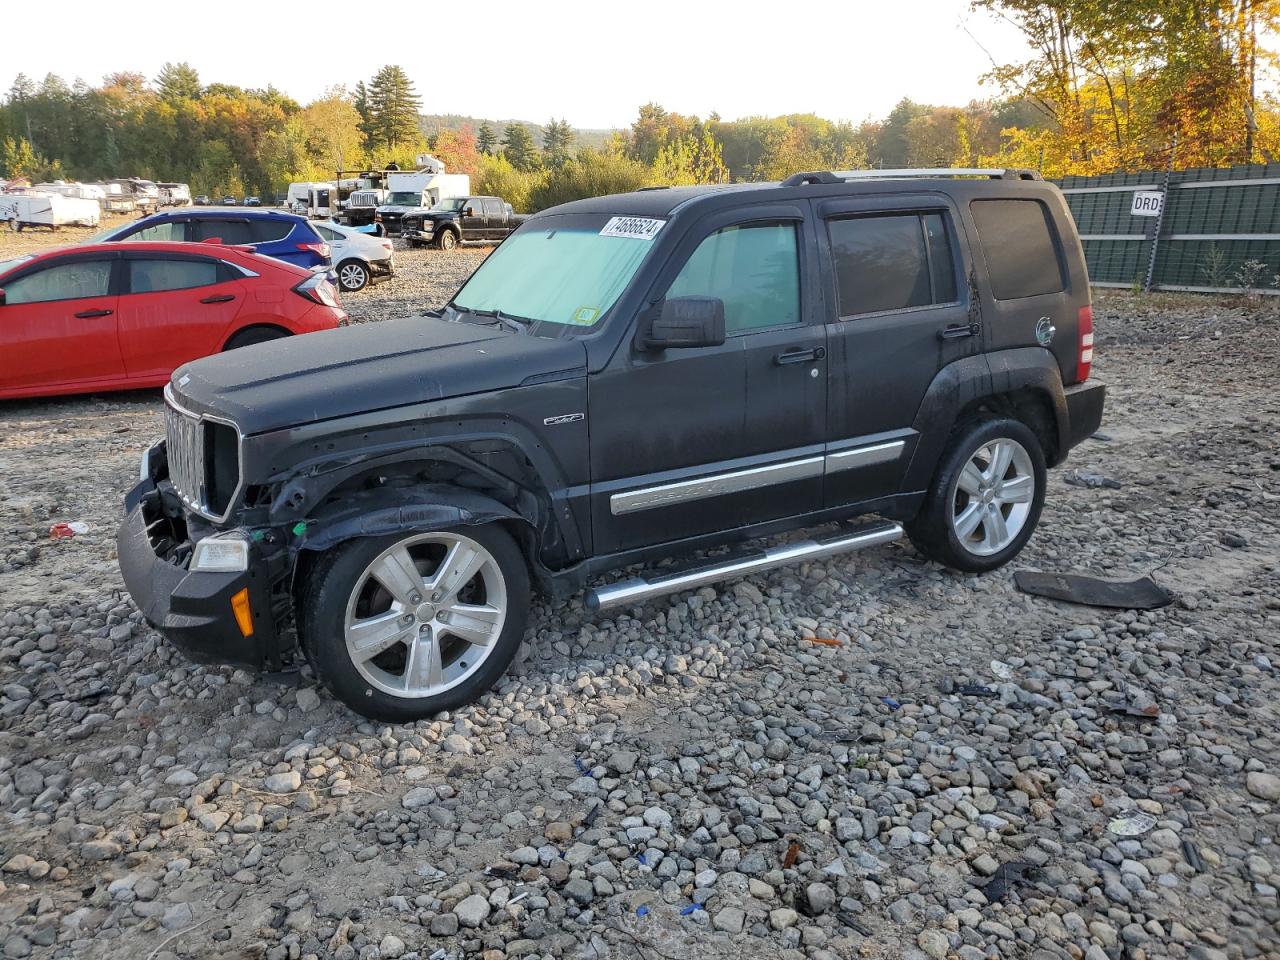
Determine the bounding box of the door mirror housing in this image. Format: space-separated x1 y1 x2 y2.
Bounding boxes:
465 206 475 217
642 296 726 350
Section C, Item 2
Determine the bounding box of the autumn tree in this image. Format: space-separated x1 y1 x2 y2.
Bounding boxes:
302 86 363 174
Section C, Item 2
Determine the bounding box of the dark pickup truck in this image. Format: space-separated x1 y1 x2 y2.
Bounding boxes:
118 167 1105 722
401 196 525 249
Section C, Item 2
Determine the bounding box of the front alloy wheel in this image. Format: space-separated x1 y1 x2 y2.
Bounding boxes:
299 525 530 721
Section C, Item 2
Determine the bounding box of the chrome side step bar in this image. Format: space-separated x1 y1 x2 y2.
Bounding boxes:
585 521 903 612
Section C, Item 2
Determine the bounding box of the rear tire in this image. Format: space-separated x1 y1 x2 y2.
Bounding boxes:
297 524 530 722
337 259 370 292
906 417 1046 573
224 327 289 351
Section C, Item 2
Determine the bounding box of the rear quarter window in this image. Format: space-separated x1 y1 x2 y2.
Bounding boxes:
250 219 295 243
970 198 1064 300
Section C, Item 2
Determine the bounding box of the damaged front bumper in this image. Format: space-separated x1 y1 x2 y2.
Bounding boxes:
117 442 288 671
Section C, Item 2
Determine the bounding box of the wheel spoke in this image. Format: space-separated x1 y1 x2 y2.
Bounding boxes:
427 541 487 600
347 610 413 661
986 441 1013 484
404 630 443 692
998 474 1034 504
441 602 501 647
983 507 1010 550
958 461 985 496
369 547 424 605
954 501 983 539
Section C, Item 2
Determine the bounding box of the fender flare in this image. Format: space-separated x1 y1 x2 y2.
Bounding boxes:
902 347 1068 491
296 483 523 552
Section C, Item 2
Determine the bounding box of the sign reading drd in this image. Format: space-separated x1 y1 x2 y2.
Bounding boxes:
1131 191 1164 217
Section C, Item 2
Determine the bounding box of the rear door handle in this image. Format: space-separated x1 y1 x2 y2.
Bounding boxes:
200 294 236 304
774 346 827 365
74 308 113 318
938 322 980 340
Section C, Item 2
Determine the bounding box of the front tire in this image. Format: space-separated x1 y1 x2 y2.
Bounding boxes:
906 417 1046 573
298 524 530 722
436 229 458 250
337 259 370 292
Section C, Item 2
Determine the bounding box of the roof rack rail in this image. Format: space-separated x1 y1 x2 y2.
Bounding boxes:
781 168 1042 187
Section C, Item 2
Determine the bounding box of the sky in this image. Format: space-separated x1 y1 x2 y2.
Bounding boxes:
5 0 1033 129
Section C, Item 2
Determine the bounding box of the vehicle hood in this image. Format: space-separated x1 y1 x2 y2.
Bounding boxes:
169 316 587 435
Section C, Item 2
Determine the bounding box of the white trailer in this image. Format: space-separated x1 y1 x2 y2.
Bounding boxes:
34 181 107 204
0 193 101 231
286 181 337 217
158 182 192 207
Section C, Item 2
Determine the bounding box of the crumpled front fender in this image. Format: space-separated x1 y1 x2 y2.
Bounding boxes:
297 484 522 552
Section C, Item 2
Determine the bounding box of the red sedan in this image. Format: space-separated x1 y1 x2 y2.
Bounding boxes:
0 241 347 400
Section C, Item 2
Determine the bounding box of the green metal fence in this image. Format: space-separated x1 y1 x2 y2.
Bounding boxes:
1053 163 1280 293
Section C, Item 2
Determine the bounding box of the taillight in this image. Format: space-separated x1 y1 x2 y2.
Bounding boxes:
297 242 330 260
1076 305 1094 382
294 273 340 309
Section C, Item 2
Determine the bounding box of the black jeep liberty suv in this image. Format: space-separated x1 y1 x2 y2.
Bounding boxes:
118 167 1105 721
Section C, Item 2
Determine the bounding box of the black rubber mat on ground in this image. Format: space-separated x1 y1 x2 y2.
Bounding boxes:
1013 570 1174 610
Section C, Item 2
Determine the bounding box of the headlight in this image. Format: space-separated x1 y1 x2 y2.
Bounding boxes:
190 532 250 572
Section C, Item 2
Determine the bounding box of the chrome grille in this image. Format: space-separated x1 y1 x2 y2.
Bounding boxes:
164 401 205 513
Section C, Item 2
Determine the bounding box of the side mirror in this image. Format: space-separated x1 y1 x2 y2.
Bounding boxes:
642 296 726 350
465 206 475 217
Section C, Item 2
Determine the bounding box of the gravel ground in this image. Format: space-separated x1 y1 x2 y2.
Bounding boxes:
1 222 1279 960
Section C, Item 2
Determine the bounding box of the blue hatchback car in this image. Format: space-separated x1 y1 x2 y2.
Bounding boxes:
95 209 331 271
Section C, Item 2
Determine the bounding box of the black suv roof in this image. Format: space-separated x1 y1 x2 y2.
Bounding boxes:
542 168 1048 220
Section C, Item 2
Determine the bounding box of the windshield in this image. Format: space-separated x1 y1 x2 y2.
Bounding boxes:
384 191 421 206
452 214 662 328
433 198 467 212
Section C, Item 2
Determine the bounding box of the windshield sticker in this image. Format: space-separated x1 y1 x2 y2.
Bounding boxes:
570 306 600 326
600 216 665 240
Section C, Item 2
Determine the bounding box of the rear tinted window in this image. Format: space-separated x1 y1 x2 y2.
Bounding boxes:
483 199 502 217
828 213 958 316
129 258 219 293
192 219 254 245
970 199 1063 299
250 219 293 243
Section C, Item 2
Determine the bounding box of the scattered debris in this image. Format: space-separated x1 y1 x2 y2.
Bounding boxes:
879 696 902 711
990 659 1014 681
1014 570 1174 610
1108 812 1158 837
807 636 843 647
782 841 802 869
48 520 89 539
1182 840 1206 873
979 860 1038 902
1064 469 1123 489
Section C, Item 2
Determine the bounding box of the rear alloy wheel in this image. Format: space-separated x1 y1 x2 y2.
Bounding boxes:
906 417 1046 573
300 525 530 721
436 229 458 250
337 259 370 292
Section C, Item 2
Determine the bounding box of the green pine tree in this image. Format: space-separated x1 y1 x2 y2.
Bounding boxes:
501 122 540 171
477 122 496 155
366 66 422 153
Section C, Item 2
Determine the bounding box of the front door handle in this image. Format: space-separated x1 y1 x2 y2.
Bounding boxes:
200 294 236 304
938 322 980 341
74 308 113 318
774 346 827 365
